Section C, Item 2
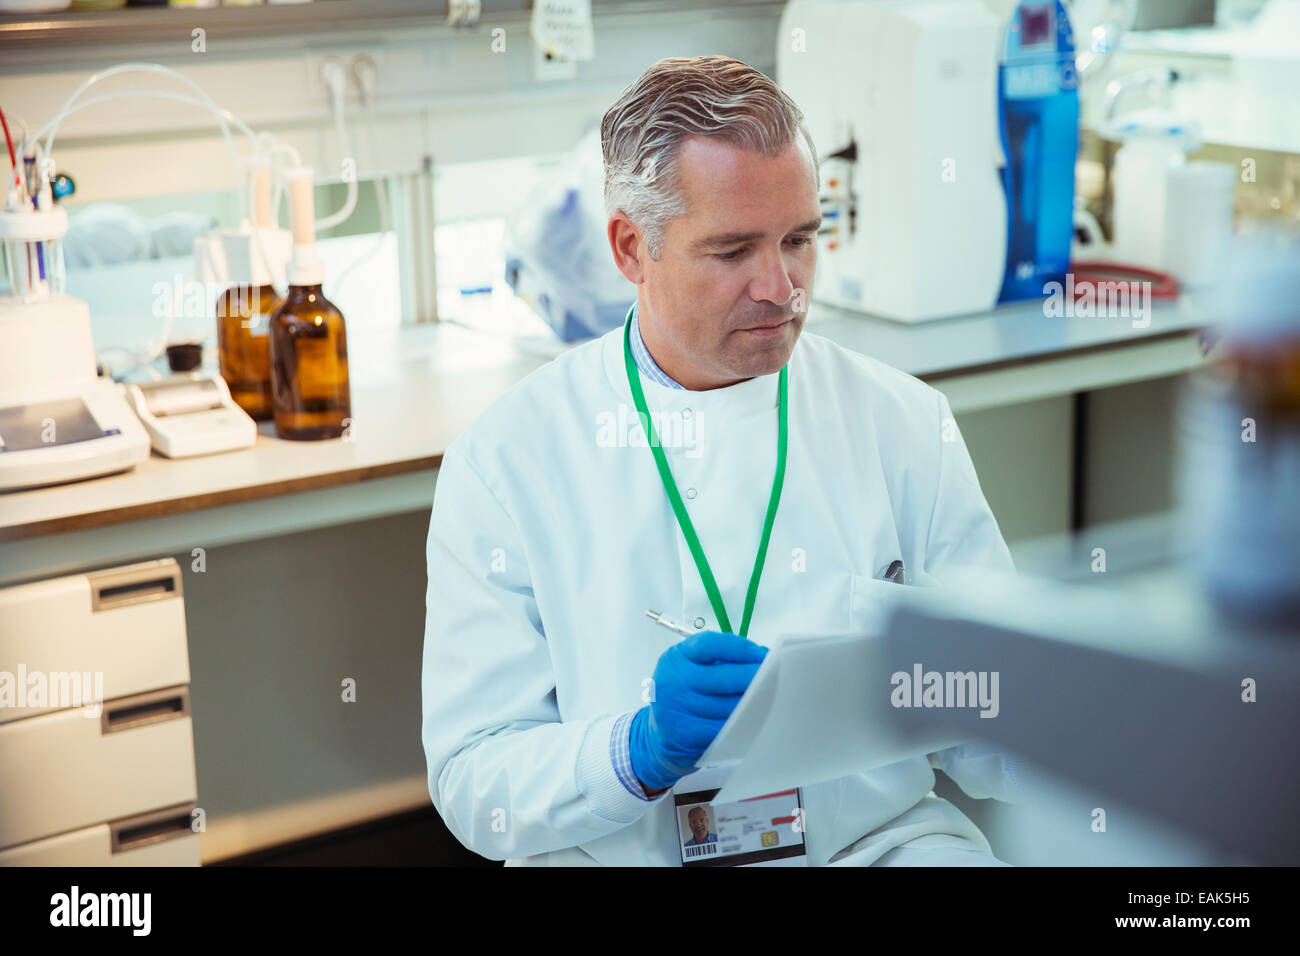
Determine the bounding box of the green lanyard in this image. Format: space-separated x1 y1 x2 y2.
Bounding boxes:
623 306 788 638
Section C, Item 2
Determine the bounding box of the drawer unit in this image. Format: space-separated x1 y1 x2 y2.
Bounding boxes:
0 559 189 724
0 686 198 851
0 803 200 866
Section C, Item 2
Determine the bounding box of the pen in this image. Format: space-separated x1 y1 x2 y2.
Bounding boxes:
645 609 694 637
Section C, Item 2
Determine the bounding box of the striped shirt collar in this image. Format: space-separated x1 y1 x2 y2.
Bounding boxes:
629 304 685 390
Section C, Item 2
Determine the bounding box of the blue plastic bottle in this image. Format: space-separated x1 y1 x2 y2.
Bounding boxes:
996 0 1079 303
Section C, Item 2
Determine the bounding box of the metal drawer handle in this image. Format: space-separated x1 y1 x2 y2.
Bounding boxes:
87 559 184 612
101 686 190 735
110 803 197 854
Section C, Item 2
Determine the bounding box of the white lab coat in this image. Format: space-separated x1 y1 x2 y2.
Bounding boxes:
422 325 1021 866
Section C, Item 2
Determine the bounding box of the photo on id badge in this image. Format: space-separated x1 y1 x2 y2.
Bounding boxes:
672 766 807 867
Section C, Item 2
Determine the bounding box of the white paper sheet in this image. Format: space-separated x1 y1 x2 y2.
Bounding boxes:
704 631 965 804
529 0 595 62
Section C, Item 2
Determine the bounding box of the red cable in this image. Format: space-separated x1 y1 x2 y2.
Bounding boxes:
0 105 17 188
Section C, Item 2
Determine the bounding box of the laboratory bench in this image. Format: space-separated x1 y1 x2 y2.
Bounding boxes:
0 294 1210 864
0 294 1209 576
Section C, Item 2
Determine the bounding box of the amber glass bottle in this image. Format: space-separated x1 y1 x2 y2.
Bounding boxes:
216 167 281 421
268 167 351 440
269 283 350 439
217 282 280 421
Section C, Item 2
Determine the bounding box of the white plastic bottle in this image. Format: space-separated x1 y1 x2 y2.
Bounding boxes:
1111 134 1184 270
1109 112 1201 271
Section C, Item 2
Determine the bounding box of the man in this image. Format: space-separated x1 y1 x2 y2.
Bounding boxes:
423 55 1023 866
683 807 717 848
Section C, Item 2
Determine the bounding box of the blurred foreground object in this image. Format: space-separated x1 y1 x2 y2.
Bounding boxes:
1178 227 1300 628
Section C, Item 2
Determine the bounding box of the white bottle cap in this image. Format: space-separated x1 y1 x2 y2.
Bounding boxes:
284 166 323 286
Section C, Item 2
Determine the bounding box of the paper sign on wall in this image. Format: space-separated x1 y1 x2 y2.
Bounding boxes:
530 0 595 63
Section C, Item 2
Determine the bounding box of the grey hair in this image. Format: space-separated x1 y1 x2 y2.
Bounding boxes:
601 55 818 260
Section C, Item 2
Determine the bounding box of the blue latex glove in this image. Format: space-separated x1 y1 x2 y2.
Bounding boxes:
629 630 768 791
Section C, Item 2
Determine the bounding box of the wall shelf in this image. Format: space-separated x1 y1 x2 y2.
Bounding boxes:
0 0 779 54
0 1 452 50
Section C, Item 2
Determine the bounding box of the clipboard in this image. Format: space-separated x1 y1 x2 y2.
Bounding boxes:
702 630 966 805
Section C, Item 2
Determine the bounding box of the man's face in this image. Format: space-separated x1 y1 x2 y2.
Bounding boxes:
627 135 821 389
689 808 709 839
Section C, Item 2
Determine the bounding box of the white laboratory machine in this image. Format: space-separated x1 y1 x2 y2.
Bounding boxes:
777 0 1009 322
0 200 150 491
124 374 257 459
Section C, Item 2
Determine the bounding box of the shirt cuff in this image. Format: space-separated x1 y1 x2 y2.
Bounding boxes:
575 711 665 824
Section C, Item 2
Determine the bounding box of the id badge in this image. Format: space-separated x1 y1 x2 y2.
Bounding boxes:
672 767 807 867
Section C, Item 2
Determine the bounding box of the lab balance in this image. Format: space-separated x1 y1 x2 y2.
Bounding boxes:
0 202 150 491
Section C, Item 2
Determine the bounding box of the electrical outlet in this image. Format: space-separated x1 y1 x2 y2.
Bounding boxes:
318 56 349 106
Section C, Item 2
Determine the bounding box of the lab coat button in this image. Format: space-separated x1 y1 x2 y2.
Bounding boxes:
693 617 706 629
682 407 693 419
685 487 697 499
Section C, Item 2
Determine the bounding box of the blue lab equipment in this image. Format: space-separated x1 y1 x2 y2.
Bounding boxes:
996 0 1079 303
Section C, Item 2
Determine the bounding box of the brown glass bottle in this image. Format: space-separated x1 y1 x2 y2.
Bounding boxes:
268 283 351 440
216 282 281 421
